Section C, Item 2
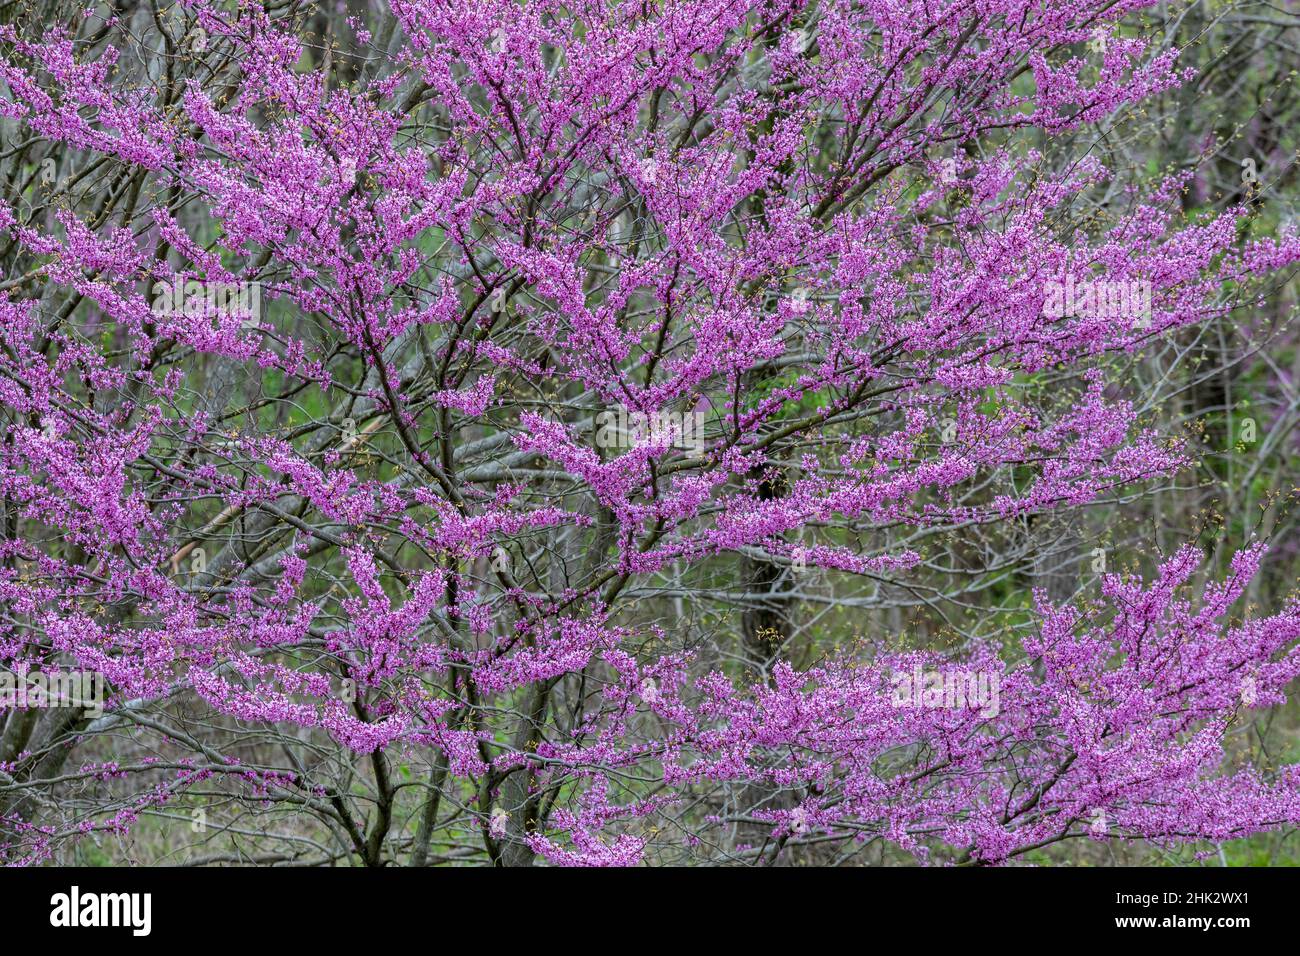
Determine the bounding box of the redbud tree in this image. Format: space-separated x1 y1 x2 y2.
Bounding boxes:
2 0 1300 866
